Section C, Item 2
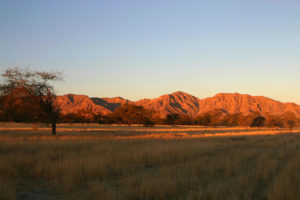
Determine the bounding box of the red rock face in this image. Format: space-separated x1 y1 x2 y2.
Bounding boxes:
55 92 300 118
196 93 286 116
55 94 112 115
91 97 131 112
135 91 201 117
136 92 300 118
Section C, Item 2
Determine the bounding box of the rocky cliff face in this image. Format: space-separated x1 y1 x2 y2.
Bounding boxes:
135 91 201 117
56 94 112 115
197 93 289 116
55 92 300 118
135 92 300 118
91 97 131 112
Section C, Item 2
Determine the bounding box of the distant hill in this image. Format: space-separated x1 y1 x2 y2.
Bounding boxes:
135 91 201 117
55 92 300 118
56 94 112 115
91 96 131 111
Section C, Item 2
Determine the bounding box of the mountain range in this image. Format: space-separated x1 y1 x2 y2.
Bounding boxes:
55 91 300 118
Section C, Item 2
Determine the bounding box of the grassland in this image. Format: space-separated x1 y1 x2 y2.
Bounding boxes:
0 123 299 200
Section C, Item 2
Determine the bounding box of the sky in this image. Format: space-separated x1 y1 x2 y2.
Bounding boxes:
1 0 300 103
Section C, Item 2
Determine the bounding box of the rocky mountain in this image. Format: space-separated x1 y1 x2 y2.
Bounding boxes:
55 92 300 118
135 92 300 118
135 91 201 117
56 94 111 115
91 97 131 112
196 93 300 117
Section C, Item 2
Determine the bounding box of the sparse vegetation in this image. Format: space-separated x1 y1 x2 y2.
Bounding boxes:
56 109 300 130
165 113 180 126
109 104 154 126
251 116 266 127
0 124 299 199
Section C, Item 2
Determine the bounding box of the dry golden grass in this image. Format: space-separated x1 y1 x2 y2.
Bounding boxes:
0 122 297 140
0 178 15 200
0 123 299 199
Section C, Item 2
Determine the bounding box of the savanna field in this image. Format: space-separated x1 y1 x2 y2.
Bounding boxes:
0 123 299 200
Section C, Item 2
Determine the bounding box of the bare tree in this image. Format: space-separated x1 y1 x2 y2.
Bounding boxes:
0 67 63 135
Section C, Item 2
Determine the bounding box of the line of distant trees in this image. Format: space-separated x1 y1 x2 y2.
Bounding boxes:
57 105 299 130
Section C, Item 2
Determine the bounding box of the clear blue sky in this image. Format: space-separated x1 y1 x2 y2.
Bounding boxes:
1 0 300 103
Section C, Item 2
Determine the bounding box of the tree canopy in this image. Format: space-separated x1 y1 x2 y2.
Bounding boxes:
110 104 154 126
0 67 63 134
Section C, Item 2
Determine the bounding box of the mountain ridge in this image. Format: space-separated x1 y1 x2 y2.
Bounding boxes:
55 91 300 118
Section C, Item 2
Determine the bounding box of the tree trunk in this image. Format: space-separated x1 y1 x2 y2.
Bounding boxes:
51 118 56 135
